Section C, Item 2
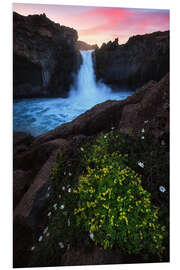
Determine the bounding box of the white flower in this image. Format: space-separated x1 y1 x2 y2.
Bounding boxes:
48 186 51 191
53 203 57 210
58 242 64 248
144 120 149 124
141 128 145 133
47 211 52 217
68 218 70 227
111 127 115 130
59 194 61 199
31 246 35 251
60 204 65 210
46 193 50 198
141 136 145 140
161 140 165 146
69 172 72 176
104 135 107 138
138 162 144 168
38 235 43 242
43 227 48 235
62 186 66 191
46 232 50 237
64 172 66 175
80 147 84 151
90 233 94 239
159 186 166 193
68 188 72 193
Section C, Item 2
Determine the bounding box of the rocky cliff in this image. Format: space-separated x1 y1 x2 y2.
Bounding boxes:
94 31 169 89
76 40 98 50
13 12 81 98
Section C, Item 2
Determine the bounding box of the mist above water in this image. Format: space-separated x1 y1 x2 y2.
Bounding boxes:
13 50 133 136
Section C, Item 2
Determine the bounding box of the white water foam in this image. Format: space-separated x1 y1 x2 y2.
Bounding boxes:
13 50 132 136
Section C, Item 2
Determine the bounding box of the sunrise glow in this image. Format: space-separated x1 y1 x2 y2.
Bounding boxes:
13 3 169 46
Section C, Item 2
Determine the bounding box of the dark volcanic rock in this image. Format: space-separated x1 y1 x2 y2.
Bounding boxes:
13 139 70 267
13 73 169 267
94 31 169 89
13 131 34 155
13 12 81 98
61 246 123 266
13 170 33 209
76 40 98 50
32 73 169 146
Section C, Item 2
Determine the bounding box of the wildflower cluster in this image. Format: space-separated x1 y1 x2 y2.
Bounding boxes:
29 130 168 266
74 134 166 257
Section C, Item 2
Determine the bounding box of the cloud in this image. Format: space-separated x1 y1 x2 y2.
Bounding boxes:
77 8 169 44
13 4 169 46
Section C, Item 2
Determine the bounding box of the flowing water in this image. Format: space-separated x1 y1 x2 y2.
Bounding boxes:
13 50 133 136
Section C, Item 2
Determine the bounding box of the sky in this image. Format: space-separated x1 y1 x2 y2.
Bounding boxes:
13 3 169 46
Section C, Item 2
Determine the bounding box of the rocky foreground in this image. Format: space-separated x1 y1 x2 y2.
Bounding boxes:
13 73 169 267
13 12 81 98
94 31 169 89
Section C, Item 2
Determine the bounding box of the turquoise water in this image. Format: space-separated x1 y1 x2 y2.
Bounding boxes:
13 51 133 136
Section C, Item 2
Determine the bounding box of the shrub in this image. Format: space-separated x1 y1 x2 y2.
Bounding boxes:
73 147 166 257
29 130 168 265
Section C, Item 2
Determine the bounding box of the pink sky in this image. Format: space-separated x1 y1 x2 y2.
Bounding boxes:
13 3 169 46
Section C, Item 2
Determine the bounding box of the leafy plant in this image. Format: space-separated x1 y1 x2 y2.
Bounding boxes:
29 129 169 266
73 140 166 257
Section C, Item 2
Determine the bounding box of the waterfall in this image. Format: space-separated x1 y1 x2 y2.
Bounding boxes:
14 50 132 136
42 70 50 87
69 50 111 106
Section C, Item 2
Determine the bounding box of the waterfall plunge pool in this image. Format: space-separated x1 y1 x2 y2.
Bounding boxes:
13 50 133 137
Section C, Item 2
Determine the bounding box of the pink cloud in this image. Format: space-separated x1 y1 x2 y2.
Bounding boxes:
13 4 169 46
78 9 169 44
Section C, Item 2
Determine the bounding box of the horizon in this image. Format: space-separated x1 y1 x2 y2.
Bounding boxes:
13 3 169 47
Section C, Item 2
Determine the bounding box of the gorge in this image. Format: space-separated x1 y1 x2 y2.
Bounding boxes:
13 10 169 268
14 50 132 136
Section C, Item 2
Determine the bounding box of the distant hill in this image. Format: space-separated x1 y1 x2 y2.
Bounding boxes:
76 40 98 50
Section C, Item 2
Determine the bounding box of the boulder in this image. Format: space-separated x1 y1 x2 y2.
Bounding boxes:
13 131 34 155
61 246 123 266
13 149 61 267
14 150 59 229
118 73 169 136
14 138 69 173
13 170 33 209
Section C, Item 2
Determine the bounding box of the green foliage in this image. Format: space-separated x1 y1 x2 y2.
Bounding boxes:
29 129 169 266
73 134 166 256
